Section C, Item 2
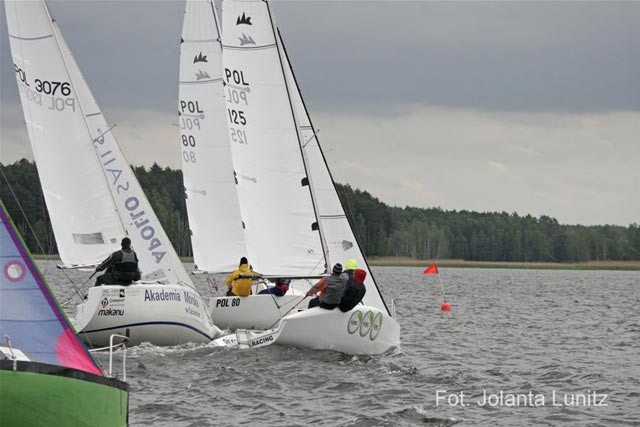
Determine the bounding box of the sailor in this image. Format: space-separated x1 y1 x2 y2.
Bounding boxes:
339 268 367 312
94 237 141 286
306 263 348 310
258 278 291 296
225 257 261 296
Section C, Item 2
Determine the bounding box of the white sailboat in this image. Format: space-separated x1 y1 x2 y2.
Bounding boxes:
179 0 313 330
209 0 400 354
5 0 220 347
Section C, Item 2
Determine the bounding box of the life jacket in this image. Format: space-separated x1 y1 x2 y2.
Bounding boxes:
112 250 140 282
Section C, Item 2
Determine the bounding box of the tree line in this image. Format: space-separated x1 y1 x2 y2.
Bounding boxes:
2 159 639 262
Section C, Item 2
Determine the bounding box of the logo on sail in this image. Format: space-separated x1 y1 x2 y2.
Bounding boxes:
193 52 208 63
195 70 211 80
3 260 26 283
236 12 252 25
239 33 256 46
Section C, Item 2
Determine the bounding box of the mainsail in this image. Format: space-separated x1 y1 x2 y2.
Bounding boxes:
221 0 326 276
5 1 122 267
179 0 247 273
6 0 191 285
0 200 102 375
277 32 391 314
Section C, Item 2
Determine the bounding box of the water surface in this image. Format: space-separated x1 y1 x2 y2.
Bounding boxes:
41 261 640 426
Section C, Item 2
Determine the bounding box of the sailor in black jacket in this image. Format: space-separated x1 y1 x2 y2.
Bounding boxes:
95 237 141 286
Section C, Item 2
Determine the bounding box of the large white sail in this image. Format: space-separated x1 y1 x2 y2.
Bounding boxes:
221 0 326 275
5 1 123 267
179 0 247 273
278 33 390 314
6 0 192 286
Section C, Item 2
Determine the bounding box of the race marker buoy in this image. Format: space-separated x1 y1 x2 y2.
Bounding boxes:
424 264 452 312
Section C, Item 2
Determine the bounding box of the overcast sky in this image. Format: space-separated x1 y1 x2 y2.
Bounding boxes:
1 1 639 226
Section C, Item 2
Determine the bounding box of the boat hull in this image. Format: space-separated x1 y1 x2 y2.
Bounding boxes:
0 360 128 427
277 306 400 354
209 294 306 330
214 305 400 355
75 284 219 347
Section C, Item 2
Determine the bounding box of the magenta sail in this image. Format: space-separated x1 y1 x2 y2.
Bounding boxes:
0 200 101 375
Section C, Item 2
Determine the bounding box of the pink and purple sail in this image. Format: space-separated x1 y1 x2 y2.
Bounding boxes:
0 200 101 375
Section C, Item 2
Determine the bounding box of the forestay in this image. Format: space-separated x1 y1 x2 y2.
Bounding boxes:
179 0 246 273
221 0 326 276
5 1 122 267
6 0 191 285
278 33 390 314
0 200 102 375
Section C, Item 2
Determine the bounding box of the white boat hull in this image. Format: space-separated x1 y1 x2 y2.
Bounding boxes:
74 284 220 347
209 294 306 330
213 305 400 355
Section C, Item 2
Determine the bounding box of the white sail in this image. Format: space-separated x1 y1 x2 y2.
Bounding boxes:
179 0 247 273
278 33 390 314
5 1 123 267
220 0 326 276
6 0 192 286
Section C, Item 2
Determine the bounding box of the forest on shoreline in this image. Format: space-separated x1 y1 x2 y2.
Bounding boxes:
2 159 639 263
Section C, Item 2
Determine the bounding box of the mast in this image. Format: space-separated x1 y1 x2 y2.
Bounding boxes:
274 29 391 314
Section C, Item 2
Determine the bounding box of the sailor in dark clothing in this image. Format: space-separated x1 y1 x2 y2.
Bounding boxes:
94 237 141 286
258 278 291 296
339 268 367 312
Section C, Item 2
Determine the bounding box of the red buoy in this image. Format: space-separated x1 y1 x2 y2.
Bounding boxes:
441 302 451 312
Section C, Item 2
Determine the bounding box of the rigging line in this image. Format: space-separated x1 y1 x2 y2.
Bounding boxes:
301 129 320 148
91 123 117 143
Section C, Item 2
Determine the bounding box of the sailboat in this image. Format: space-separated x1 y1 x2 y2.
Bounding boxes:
5 0 219 347
1 200 129 425
179 0 313 330
192 0 400 354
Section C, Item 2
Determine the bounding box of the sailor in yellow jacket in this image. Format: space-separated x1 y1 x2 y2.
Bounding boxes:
225 257 261 296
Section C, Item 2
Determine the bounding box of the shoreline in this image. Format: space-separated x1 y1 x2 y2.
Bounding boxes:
367 257 640 271
32 254 640 271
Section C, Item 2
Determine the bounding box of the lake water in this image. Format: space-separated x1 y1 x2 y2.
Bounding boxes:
40 261 640 426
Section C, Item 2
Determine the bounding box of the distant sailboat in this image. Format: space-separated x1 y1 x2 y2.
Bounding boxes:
209 0 400 355
5 0 219 346
0 199 129 425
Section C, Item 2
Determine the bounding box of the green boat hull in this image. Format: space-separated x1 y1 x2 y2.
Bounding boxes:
0 360 128 427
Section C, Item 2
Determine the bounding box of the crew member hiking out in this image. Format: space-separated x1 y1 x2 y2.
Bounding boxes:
225 257 261 296
95 237 141 286
258 278 291 296
306 263 348 310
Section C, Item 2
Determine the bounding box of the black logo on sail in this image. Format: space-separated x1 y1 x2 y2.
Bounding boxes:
239 33 256 46
193 52 208 63
196 70 211 80
236 12 252 25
